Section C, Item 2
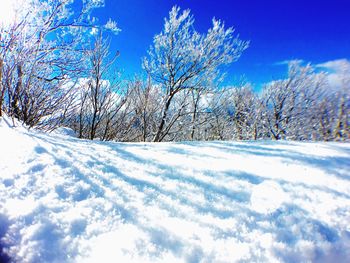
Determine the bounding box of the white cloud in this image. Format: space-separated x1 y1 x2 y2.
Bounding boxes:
274 59 304 66
315 59 350 89
273 58 350 89
316 59 350 73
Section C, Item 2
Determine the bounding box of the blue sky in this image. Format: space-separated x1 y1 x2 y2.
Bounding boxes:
92 0 350 87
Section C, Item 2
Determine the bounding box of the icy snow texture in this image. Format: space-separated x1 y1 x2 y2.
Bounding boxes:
1 116 350 262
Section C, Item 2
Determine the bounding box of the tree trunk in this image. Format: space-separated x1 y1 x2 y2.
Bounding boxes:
153 95 173 142
253 124 258 140
190 92 200 140
90 78 100 140
142 110 147 142
12 65 23 120
334 97 345 141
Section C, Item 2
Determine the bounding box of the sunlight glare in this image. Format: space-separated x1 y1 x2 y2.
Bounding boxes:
0 0 20 27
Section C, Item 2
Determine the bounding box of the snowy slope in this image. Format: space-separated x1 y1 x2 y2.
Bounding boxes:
1 117 350 263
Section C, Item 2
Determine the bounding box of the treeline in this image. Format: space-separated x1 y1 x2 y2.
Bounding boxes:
0 1 349 142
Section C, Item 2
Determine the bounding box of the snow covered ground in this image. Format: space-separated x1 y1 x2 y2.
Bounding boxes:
1 116 350 263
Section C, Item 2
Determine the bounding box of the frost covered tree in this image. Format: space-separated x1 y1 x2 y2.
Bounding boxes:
186 85 221 141
229 84 261 140
128 78 163 142
333 91 350 141
0 0 119 128
262 62 326 140
68 32 132 141
143 6 248 142
315 73 350 141
331 69 350 141
200 88 234 141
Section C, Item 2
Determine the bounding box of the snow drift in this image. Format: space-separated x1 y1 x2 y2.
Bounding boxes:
0 116 350 262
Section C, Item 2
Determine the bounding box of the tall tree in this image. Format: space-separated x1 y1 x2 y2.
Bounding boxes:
70 32 130 141
143 6 248 142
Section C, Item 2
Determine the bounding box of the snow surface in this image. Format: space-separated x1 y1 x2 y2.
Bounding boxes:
1 116 350 262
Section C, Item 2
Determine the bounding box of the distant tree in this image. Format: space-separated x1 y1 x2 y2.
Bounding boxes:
69 32 132 141
333 92 350 141
262 62 325 140
128 77 162 142
316 83 350 142
143 6 248 142
332 72 350 141
187 85 217 141
202 88 234 141
229 84 260 140
317 96 338 141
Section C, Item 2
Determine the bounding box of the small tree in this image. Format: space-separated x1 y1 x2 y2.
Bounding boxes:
229 84 260 140
128 78 162 142
203 88 234 141
143 6 248 142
